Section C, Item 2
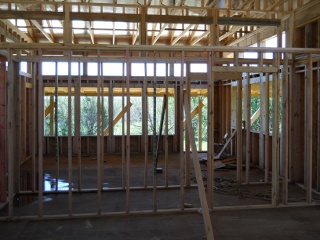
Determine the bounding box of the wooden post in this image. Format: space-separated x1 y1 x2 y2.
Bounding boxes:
49 96 54 135
236 53 243 184
97 51 102 215
153 52 157 212
184 94 214 240
0 57 6 203
13 61 21 199
121 71 125 190
37 49 44 217
108 81 114 153
140 6 147 45
32 62 37 192
185 62 191 187
306 53 313 203
165 63 169 188
318 20 320 192
125 50 131 213
67 50 72 216
55 62 59 191
258 42 265 170
63 3 72 44
198 97 203 151
245 72 251 183
75 62 81 191
20 76 27 166
281 53 289 204
143 61 148 188
179 51 185 210
272 53 280 206
207 51 214 209
6 50 14 217
265 73 270 183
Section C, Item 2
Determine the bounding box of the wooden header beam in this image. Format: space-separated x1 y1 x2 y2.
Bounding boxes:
0 10 281 26
1 43 320 54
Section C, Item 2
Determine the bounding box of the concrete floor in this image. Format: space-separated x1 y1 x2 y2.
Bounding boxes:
2 153 320 239
1 206 320 240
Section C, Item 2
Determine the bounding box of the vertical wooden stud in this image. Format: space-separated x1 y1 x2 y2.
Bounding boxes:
143 60 148 188
306 53 313 203
185 62 191 187
75 62 81 191
272 53 280 206
97 51 102 215
281 53 289 204
165 62 169 188
236 53 243 184
179 51 185 210
67 50 72 216
245 72 251 183
207 51 214 209
265 73 270 183
125 50 131 213
0 57 6 203
37 49 44 217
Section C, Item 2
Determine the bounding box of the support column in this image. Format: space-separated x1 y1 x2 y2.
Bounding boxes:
281 54 289 204
244 73 251 183
305 53 313 203
108 81 114 153
0 56 6 203
142 61 148 188
74 62 81 191
207 51 214 209
272 53 280 206
236 53 243 184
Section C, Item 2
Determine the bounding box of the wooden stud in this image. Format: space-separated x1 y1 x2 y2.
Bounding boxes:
153 53 157 212
281 53 289 204
32 62 37 192
265 73 270 183
37 49 44 217
20 76 26 167
121 68 125 190
306 53 313 203
258 47 265 170
165 63 169 188
7 50 14 218
75 62 81 191
97 50 102 215
13 61 21 199
318 20 320 192
245 72 251 184
185 62 191 188
207 51 214 209
63 3 72 44
125 50 130 213
108 81 114 153
272 53 280 206
54 62 59 192
67 50 72 216
0 57 6 203
49 96 54 135
198 97 203 151
184 94 214 240
179 51 185 210
236 53 243 184
143 61 148 188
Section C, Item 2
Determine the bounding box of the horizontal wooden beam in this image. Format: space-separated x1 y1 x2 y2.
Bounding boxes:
218 17 280 26
1 43 320 54
212 66 279 73
0 10 280 26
